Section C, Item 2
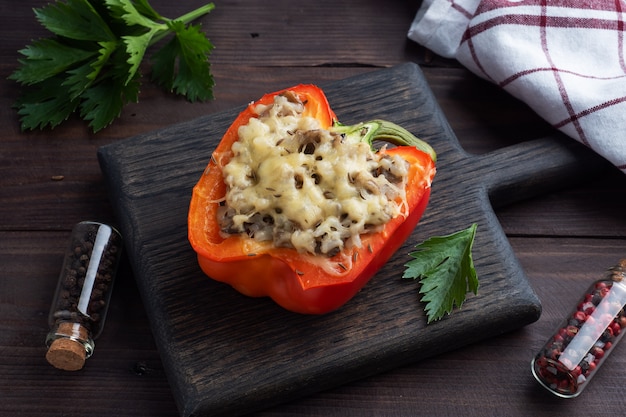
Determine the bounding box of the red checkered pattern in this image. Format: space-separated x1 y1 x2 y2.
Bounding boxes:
409 0 626 174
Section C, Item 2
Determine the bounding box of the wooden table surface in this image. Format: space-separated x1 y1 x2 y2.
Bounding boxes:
2 1 626 416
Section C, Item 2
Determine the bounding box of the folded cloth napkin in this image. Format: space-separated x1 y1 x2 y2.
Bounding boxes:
408 0 626 174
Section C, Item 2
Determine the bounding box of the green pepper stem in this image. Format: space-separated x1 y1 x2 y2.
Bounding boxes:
332 120 437 162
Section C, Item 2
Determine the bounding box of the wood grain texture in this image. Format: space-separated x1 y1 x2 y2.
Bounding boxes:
2 1 626 416
97 63 612 416
0 231 178 416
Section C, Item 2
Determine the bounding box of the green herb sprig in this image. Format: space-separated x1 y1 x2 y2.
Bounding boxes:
403 223 479 323
9 0 215 132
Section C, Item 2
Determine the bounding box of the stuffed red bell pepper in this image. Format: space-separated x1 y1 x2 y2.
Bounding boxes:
188 85 436 314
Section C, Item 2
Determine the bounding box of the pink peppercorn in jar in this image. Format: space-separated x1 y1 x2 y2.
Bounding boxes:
532 259 626 398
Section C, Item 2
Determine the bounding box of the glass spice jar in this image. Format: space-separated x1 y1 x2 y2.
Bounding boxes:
45 221 123 371
531 259 626 398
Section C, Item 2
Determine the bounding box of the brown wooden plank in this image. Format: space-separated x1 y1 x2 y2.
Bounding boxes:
496 168 626 237
0 231 178 417
202 1 421 67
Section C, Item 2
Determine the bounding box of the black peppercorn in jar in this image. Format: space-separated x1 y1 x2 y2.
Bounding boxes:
45 221 123 371
531 259 626 398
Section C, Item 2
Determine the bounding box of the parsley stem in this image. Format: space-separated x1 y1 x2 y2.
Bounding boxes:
150 3 215 45
173 3 215 25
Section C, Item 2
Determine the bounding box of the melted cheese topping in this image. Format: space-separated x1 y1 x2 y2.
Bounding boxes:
218 92 409 256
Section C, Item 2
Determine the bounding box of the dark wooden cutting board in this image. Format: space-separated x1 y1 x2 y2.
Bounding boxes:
98 63 609 417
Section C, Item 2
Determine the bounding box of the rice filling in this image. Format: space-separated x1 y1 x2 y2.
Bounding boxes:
218 92 409 257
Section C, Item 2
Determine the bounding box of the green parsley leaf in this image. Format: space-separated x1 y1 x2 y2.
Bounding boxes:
79 71 140 131
13 76 80 130
34 0 116 42
105 0 162 29
403 223 479 323
63 61 98 100
9 38 98 85
10 0 215 132
122 29 160 84
131 0 163 21
150 20 214 102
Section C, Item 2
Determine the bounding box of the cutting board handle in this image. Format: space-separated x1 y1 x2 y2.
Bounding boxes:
474 134 613 208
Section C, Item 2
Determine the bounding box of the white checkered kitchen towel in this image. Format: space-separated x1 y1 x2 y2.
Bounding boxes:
408 0 626 174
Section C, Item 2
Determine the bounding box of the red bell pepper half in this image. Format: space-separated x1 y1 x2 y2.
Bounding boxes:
188 85 436 314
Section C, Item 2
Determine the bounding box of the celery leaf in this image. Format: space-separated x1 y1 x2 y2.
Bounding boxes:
151 20 214 101
34 0 116 41
403 223 479 323
10 0 215 133
13 76 80 130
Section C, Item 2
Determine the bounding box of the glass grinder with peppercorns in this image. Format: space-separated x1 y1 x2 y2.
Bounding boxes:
532 259 626 397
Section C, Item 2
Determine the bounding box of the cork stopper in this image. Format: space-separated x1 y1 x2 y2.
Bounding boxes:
607 259 626 283
46 322 89 371
46 337 86 371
